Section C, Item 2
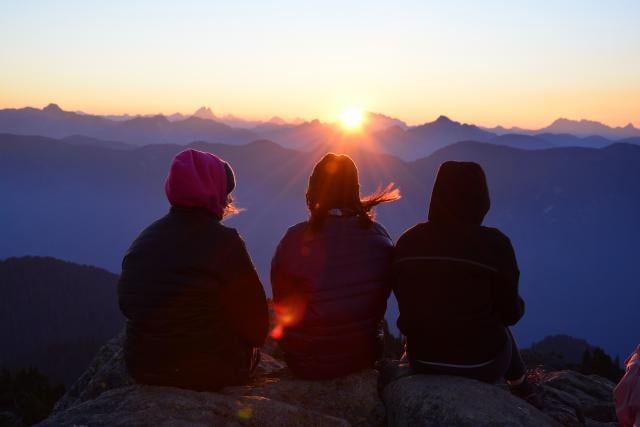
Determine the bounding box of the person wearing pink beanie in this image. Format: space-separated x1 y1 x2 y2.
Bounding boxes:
117 149 269 391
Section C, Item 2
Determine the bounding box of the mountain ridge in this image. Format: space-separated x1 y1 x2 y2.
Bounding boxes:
3 104 638 160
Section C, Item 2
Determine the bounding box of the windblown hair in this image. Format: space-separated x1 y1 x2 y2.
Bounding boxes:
305 153 400 230
222 161 241 218
222 195 240 218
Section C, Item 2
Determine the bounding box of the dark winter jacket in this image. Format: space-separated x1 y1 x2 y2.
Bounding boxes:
118 206 269 390
271 215 393 379
392 161 524 364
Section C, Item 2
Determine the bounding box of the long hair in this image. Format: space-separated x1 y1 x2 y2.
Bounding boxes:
305 153 400 230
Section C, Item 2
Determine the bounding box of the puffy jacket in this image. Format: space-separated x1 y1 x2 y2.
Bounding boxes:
271 215 393 379
118 206 269 390
392 161 524 364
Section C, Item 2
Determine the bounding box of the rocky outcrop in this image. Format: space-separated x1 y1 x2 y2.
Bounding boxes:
42 333 382 426
384 374 557 426
534 369 618 426
40 385 350 426
39 333 619 426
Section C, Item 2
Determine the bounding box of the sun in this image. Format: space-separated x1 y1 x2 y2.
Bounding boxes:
340 107 365 131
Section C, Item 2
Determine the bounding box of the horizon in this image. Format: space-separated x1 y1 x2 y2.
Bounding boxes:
2 1 639 128
3 101 639 130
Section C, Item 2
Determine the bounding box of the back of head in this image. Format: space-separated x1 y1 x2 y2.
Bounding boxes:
165 149 237 220
306 153 400 230
306 153 361 213
428 161 490 225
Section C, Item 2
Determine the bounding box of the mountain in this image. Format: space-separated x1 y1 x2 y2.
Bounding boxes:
0 256 123 386
376 115 496 160
60 135 135 150
0 105 257 146
192 106 216 120
539 118 640 139
534 133 612 148
4 104 639 159
486 134 556 150
529 335 593 364
0 133 638 361
365 112 408 132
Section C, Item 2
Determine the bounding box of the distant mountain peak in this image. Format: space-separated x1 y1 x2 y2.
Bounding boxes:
435 115 454 124
43 103 63 113
193 106 216 120
268 116 286 125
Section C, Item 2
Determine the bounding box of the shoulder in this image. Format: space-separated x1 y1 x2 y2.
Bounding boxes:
286 221 309 236
370 221 393 242
275 221 309 248
395 222 429 247
216 224 247 248
479 226 513 248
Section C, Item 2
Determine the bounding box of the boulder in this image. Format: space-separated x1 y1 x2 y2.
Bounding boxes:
534 369 618 426
39 385 348 426
40 333 620 426
384 374 559 426
42 333 381 426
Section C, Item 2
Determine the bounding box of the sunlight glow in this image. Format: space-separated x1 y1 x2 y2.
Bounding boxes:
340 107 365 131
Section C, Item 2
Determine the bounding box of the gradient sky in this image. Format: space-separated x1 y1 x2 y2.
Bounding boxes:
1 0 639 127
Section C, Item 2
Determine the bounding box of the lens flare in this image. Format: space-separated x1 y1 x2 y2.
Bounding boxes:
270 296 308 340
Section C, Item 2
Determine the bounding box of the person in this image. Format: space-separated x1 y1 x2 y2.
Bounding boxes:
614 345 640 427
392 161 537 402
118 148 269 391
271 153 399 379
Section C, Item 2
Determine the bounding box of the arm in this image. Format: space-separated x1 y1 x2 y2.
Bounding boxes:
271 237 304 303
270 232 309 329
219 231 269 347
494 235 525 326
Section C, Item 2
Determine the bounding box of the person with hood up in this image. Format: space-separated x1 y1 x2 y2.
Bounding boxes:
392 161 537 403
271 153 400 379
118 148 269 391
614 345 640 427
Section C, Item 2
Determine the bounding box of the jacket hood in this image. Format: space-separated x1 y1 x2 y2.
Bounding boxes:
165 149 235 219
428 161 490 225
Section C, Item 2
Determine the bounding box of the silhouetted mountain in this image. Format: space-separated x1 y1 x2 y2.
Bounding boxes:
0 256 123 386
376 115 496 160
4 105 639 159
0 105 257 146
486 134 556 150
192 106 216 120
0 133 638 360
539 118 640 139
534 133 613 148
60 135 135 150
529 335 593 363
618 136 640 145
365 112 408 132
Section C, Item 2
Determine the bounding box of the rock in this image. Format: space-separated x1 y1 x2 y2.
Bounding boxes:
533 369 618 426
384 374 559 426
39 385 348 427
224 369 384 426
52 331 133 413
41 333 620 427
42 332 381 426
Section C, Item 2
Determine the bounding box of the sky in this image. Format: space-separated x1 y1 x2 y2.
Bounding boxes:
1 0 639 127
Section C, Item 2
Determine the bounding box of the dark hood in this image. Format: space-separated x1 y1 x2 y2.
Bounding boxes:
428 161 490 225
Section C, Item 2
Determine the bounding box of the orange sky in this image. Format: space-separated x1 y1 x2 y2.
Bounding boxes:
1 1 638 128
